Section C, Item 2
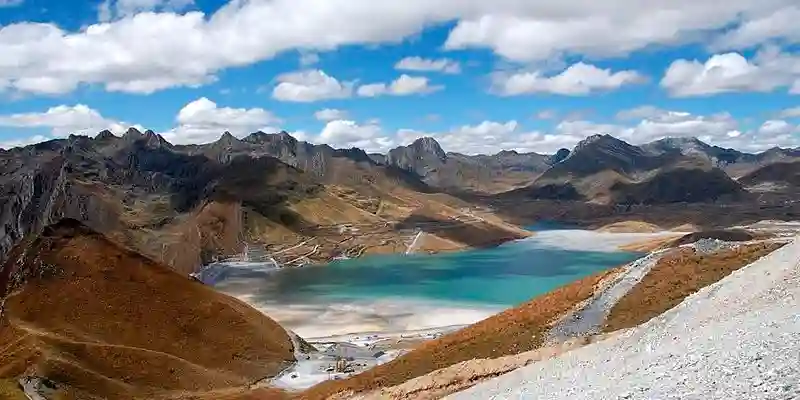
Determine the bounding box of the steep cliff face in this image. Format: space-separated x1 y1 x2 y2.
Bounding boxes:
0 152 68 264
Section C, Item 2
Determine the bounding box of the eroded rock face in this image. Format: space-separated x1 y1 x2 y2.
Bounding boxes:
0 133 320 272
0 151 69 265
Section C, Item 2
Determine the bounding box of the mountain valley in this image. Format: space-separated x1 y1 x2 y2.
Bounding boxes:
1 129 799 399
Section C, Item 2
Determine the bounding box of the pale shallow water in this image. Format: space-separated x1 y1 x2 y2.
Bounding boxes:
205 227 645 339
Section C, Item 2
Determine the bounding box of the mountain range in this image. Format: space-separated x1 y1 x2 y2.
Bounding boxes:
1 128 799 399
0 128 533 275
2 128 798 274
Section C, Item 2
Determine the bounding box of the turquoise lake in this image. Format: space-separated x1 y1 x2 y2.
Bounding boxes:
208 226 644 338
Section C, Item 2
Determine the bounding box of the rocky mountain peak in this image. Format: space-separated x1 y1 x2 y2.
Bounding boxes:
569 134 642 159
409 137 446 161
243 130 297 145
123 127 143 141
644 137 709 155
217 131 240 145
548 148 571 165
95 130 115 140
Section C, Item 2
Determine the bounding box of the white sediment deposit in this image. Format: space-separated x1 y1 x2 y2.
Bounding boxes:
450 236 800 400
524 229 682 252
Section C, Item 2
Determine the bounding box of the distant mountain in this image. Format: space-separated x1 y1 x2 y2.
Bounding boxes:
508 134 742 204
550 134 681 177
611 168 745 204
642 137 800 177
0 129 529 274
0 219 294 399
379 137 552 193
739 160 800 190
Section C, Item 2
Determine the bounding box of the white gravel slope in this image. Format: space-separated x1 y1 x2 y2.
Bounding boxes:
449 237 800 400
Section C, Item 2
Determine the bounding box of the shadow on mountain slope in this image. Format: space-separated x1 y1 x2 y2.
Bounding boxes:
395 214 528 249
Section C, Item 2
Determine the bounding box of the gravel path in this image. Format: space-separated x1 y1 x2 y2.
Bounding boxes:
449 236 800 400
546 250 666 344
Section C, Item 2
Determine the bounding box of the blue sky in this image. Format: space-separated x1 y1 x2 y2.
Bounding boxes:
0 0 799 154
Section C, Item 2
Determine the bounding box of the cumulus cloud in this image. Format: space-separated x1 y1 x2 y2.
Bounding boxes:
492 62 645 96
395 57 461 74
272 70 354 102
443 2 800 62
317 119 395 152
0 104 142 149
299 51 320 67
566 106 800 152
661 46 800 97
712 5 800 51
314 108 348 121
357 75 442 97
535 109 558 120
162 97 279 144
0 104 135 136
5 0 798 96
778 106 800 119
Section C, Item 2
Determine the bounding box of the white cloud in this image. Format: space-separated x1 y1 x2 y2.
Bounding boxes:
299 51 320 67
712 5 800 51
661 47 800 97
777 106 800 119
0 0 22 7
0 0 797 96
314 108 348 121
317 119 395 152
561 107 800 152
0 135 50 150
0 104 142 150
357 75 442 97
0 104 134 136
272 70 354 102
162 97 279 144
398 120 584 155
492 62 645 96
535 109 558 120
443 2 800 62
395 57 461 74
99 0 194 21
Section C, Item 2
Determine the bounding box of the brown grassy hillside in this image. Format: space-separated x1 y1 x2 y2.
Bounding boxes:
604 242 784 332
0 219 294 399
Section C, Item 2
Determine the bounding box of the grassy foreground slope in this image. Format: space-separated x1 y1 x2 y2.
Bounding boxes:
0 219 294 399
604 242 785 332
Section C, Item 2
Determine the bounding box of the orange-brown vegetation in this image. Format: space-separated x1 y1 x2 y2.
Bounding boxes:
604 242 785 332
300 267 622 400
0 220 294 399
346 334 614 400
